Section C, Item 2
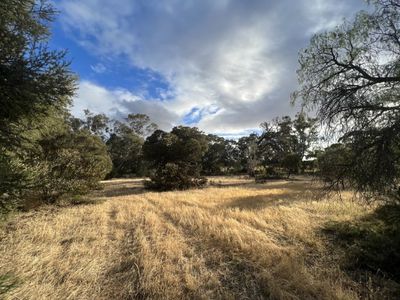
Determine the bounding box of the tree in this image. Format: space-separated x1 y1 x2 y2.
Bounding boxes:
293 0 400 202
0 0 76 146
103 113 158 178
106 121 145 177
143 126 208 190
80 110 111 141
69 112 158 179
237 134 260 176
258 116 299 177
257 114 317 178
0 0 77 210
317 143 352 187
34 129 112 202
0 0 118 213
202 135 239 175
293 112 318 163
126 114 158 137
0 111 112 208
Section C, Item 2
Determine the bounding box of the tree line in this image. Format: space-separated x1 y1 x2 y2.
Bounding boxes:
1 0 400 214
68 110 319 191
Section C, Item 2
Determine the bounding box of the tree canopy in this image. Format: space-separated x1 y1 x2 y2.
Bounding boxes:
0 0 111 212
143 126 208 190
0 0 76 144
294 0 400 202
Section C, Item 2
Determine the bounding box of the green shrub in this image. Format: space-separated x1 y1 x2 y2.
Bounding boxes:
143 126 208 190
34 131 112 202
145 162 207 190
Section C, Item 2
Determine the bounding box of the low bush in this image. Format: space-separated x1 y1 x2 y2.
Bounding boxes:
145 162 207 190
143 126 208 191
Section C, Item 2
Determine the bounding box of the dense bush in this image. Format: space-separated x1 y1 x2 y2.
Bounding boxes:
0 116 112 207
143 126 208 190
34 131 112 202
0 0 115 214
145 162 207 190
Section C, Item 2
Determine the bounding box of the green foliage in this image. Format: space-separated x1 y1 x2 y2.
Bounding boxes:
323 205 400 282
34 130 112 202
0 149 31 215
145 162 207 190
237 134 260 176
258 113 317 178
68 112 159 180
281 153 301 178
1 112 112 206
143 126 208 190
0 0 92 212
106 121 145 178
202 135 239 175
293 112 318 163
294 0 400 202
0 274 18 297
345 130 400 202
126 113 158 137
0 0 76 142
317 143 352 186
80 109 111 140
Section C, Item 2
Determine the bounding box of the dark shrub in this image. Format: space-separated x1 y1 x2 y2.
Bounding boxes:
143 126 208 190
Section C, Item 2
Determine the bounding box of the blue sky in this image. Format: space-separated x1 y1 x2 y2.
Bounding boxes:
51 0 366 136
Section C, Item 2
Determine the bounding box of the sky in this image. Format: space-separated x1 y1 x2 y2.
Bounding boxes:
51 0 367 137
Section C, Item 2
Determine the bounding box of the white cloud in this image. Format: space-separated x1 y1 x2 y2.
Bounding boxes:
60 0 366 134
71 80 178 130
90 63 107 74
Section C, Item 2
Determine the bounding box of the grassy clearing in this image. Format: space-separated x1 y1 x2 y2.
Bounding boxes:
0 177 398 299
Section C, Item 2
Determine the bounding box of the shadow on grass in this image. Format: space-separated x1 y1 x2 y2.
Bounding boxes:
100 186 146 198
209 177 314 190
0 274 18 297
65 196 107 206
225 191 307 210
91 181 147 198
208 181 254 188
322 204 400 286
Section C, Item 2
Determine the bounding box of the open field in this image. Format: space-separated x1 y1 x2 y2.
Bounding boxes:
0 177 399 299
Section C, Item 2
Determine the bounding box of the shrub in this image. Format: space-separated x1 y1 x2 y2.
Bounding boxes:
145 162 207 190
143 126 208 190
34 131 112 202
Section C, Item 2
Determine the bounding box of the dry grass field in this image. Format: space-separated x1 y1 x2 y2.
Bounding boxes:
0 177 399 299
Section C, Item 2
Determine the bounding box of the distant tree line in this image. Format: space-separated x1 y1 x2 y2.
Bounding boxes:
67 110 320 191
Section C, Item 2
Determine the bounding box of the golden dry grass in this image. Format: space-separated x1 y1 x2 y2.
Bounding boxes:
0 177 391 299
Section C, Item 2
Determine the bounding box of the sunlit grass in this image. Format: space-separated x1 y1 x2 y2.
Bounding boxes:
0 177 398 299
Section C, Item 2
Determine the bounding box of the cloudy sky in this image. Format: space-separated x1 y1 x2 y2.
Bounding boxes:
51 0 366 136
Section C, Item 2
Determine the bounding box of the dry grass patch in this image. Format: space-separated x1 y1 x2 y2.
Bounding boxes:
0 177 398 299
